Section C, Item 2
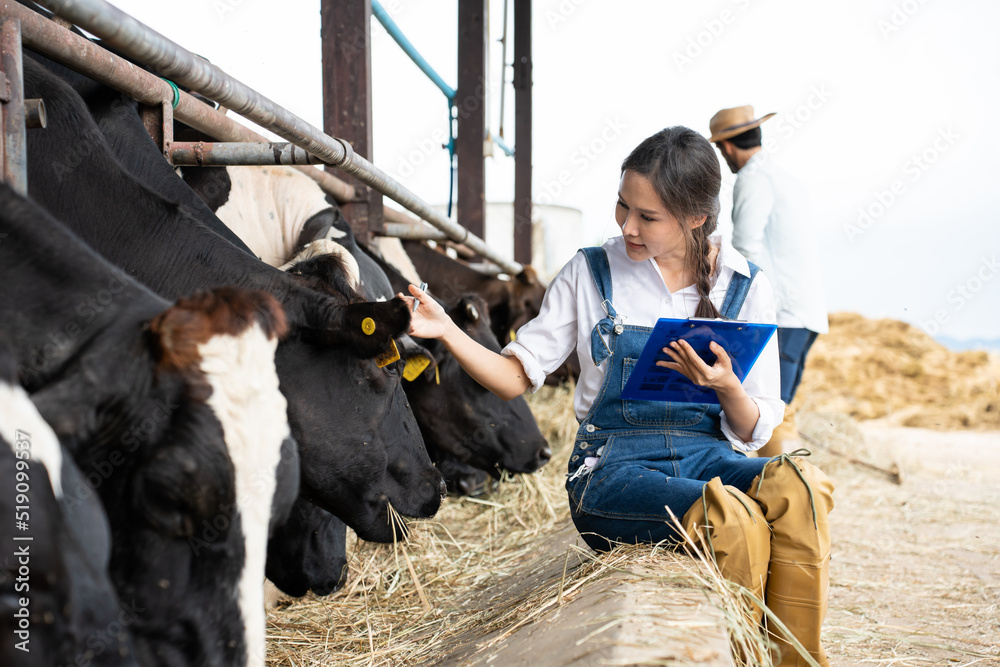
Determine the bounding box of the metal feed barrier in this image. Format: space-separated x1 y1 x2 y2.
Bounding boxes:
0 0 524 275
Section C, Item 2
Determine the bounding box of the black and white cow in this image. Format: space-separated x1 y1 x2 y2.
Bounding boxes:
0 342 138 666
22 55 443 544
184 162 552 485
0 183 294 666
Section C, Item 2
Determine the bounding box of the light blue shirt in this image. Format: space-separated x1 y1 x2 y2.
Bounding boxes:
732 152 829 334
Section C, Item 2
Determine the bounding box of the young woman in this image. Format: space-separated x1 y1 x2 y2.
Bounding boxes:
400 127 833 666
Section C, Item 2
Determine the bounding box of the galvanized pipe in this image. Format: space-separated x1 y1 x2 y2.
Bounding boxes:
382 222 448 242
0 16 26 194
0 0 356 203
167 141 324 167
24 97 44 128
33 0 524 275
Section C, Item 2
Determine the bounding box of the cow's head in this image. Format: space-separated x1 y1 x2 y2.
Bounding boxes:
281 252 443 542
30 287 294 667
265 497 348 598
408 295 551 477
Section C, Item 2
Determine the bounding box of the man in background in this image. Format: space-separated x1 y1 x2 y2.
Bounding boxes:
710 105 829 457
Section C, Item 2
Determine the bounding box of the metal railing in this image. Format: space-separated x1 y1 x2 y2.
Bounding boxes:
22 0 524 275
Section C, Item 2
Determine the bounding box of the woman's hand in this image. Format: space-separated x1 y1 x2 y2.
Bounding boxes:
396 283 453 340
656 339 742 395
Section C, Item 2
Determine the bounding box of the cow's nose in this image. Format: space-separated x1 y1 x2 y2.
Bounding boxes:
438 477 448 498
536 444 552 465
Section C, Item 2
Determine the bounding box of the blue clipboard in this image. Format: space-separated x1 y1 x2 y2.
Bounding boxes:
620 318 777 404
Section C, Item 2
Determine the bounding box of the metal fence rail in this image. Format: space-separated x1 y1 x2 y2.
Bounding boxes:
32 0 523 275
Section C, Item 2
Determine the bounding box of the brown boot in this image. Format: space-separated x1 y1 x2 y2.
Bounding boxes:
681 477 771 624
756 403 798 458
750 454 834 667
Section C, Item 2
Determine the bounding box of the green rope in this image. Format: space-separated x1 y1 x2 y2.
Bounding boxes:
724 486 769 530
759 448 819 529
160 78 180 109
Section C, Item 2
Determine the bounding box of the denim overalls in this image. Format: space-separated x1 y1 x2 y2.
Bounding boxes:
567 247 773 552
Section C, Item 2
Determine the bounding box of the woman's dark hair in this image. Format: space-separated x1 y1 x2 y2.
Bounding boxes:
729 126 762 150
621 126 722 318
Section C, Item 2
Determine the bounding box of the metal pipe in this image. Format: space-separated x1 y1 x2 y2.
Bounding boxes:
167 141 324 167
0 17 26 194
381 222 448 242
371 0 456 102
1 0 356 203
32 0 523 275
24 97 44 128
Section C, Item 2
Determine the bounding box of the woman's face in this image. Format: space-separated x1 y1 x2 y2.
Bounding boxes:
615 170 695 264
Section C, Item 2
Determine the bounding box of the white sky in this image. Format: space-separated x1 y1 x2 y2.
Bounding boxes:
109 0 1000 342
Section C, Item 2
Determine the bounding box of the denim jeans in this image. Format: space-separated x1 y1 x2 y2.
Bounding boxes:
567 248 772 553
777 327 818 404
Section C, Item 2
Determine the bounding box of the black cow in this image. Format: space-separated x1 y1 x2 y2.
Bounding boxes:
0 343 138 666
22 55 443 543
0 183 294 666
265 497 348 598
321 217 552 480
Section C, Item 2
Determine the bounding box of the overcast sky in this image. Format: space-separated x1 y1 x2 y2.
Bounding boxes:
108 0 999 343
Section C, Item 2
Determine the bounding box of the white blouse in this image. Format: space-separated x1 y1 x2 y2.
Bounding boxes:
502 233 783 452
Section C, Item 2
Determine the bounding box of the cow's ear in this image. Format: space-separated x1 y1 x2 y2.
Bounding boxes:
517 266 540 287
308 299 412 358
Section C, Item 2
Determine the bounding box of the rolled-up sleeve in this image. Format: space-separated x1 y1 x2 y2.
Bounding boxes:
501 258 580 393
719 270 784 451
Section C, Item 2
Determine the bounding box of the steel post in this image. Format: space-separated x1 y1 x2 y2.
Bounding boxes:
0 17 26 193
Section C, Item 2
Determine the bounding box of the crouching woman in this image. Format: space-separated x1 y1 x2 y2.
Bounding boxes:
400 126 834 666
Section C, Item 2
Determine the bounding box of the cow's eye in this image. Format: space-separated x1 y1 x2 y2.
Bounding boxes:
386 357 404 377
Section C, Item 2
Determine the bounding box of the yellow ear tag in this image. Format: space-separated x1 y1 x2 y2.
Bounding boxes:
402 354 431 381
375 339 400 368
361 317 376 336
434 365 440 385
509 328 517 342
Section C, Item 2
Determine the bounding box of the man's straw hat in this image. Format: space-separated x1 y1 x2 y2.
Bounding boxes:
708 105 776 143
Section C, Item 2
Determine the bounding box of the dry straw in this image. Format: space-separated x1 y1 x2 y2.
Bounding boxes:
266 382 786 666
796 312 1000 430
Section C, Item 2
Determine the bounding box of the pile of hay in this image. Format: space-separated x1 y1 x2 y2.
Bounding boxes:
266 383 772 666
796 312 1000 430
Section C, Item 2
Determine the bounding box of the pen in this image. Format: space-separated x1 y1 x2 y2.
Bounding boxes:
413 282 428 312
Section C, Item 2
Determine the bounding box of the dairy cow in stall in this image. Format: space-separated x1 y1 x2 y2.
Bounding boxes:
0 183 293 666
22 55 444 550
